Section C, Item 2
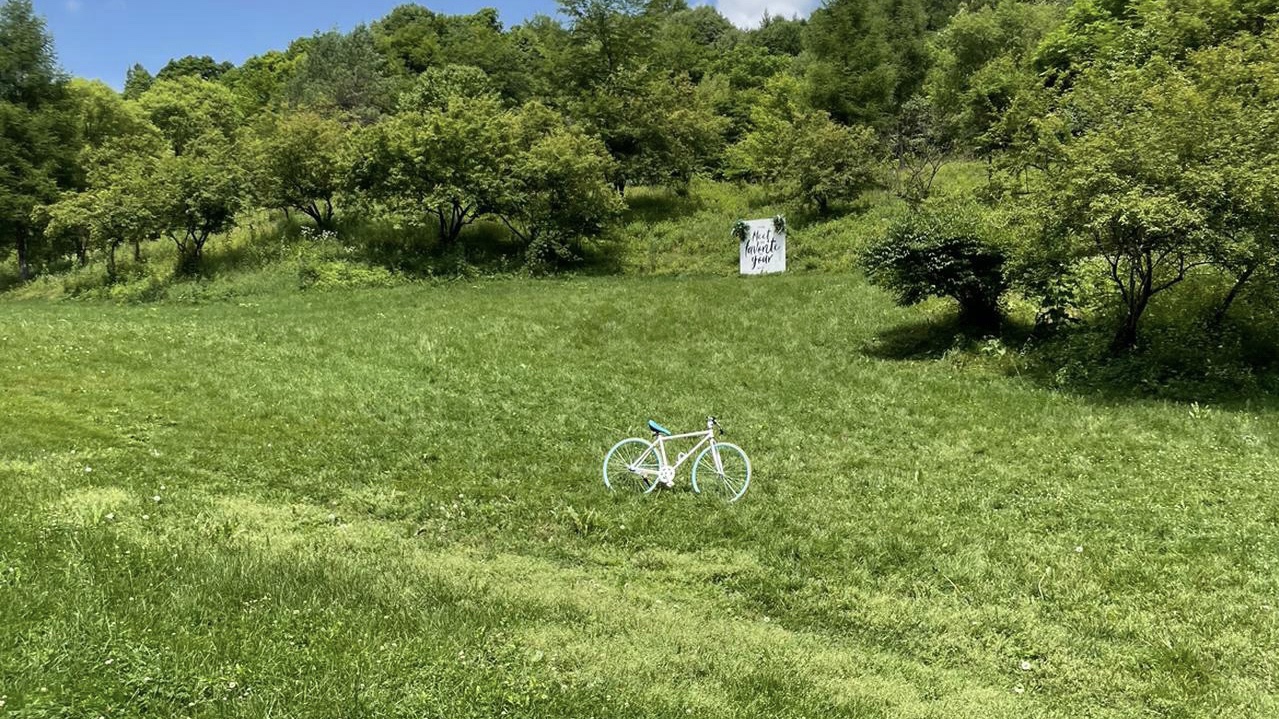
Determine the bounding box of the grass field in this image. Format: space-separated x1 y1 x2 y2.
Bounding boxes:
3 272 1278 718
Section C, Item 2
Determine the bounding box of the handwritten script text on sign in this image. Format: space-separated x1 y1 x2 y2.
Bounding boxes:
739 219 786 275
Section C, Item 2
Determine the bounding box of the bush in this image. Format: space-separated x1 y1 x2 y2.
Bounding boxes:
862 200 1007 332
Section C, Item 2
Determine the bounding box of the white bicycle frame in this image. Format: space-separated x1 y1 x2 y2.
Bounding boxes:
630 419 725 480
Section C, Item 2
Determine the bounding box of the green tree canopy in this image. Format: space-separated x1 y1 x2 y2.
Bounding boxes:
154 134 246 273
0 0 74 280
731 76 884 213
350 95 515 245
156 55 234 82
496 104 624 268
244 110 349 229
138 76 243 155
122 63 154 100
284 27 395 123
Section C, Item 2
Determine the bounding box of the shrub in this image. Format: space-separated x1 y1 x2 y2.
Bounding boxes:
862 200 1007 332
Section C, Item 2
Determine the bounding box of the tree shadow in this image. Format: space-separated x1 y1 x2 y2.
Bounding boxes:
0 268 21 293
1015 326 1279 409
862 311 1033 361
623 187 706 224
867 307 1279 409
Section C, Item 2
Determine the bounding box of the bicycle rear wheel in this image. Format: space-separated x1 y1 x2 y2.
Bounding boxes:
603 438 661 494
691 442 751 502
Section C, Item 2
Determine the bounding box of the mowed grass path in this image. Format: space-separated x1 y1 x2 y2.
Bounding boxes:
2 274 1277 718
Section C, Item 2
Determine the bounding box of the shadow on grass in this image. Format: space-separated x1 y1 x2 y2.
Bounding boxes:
623 188 706 224
1017 324 1279 408
862 312 1033 361
868 307 1279 408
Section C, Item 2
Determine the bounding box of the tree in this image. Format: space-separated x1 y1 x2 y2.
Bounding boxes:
575 69 727 192
350 95 514 246
1186 30 1279 328
648 5 738 83
138 76 242 155
731 77 883 213
889 97 950 208
372 4 447 75
371 5 527 101
923 0 1061 149
154 134 245 273
0 0 61 109
222 51 296 115
245 111 348 229
0 0 74 281
122 63 153 100
558 0 654 89
33 80 162 270
68 79 153 152
496 105 624 268
42 135 167 280
1025 60 1217 352
864 200 1007 332
397 64 496 113
156 55 234 82
803 0 897 127
750 14 805 56
885 0 929 105
284 27 395 123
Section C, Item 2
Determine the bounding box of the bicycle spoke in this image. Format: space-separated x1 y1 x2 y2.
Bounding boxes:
604 438 660 494
693 443 751 501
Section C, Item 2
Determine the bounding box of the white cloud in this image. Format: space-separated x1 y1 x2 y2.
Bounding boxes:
716 0 817 29
65 0 83 13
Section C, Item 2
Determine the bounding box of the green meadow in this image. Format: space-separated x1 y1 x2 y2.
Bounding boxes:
3 271 1278 718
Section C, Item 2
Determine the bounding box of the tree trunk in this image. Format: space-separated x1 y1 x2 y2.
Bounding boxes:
172 232 204 276
132 239 142 262
958 296 1002 335
106 241 118 282
76 235 88 267
16 229 30 281
1111 294 1149 354
1210 264 1256 330
436 211 451 246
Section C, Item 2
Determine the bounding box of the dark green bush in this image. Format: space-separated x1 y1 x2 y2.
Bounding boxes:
862 201 1007 332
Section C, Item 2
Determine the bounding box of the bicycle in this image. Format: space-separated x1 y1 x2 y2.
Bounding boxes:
602 417 752 502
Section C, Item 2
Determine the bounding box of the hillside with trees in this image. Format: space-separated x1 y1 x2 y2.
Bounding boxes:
3 0 1279 380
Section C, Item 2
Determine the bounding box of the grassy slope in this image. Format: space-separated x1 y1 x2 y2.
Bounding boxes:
0 166 988 301
2 274 1278 718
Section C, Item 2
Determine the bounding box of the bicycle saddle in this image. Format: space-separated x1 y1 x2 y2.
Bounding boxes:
648 420 672 436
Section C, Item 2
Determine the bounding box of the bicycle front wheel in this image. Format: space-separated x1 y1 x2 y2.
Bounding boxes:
603 438 661 494
691 442 751 502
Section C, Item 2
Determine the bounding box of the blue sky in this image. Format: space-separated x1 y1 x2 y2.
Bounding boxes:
33 0 817 89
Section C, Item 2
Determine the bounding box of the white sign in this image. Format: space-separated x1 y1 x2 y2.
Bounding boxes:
739 219 786 275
